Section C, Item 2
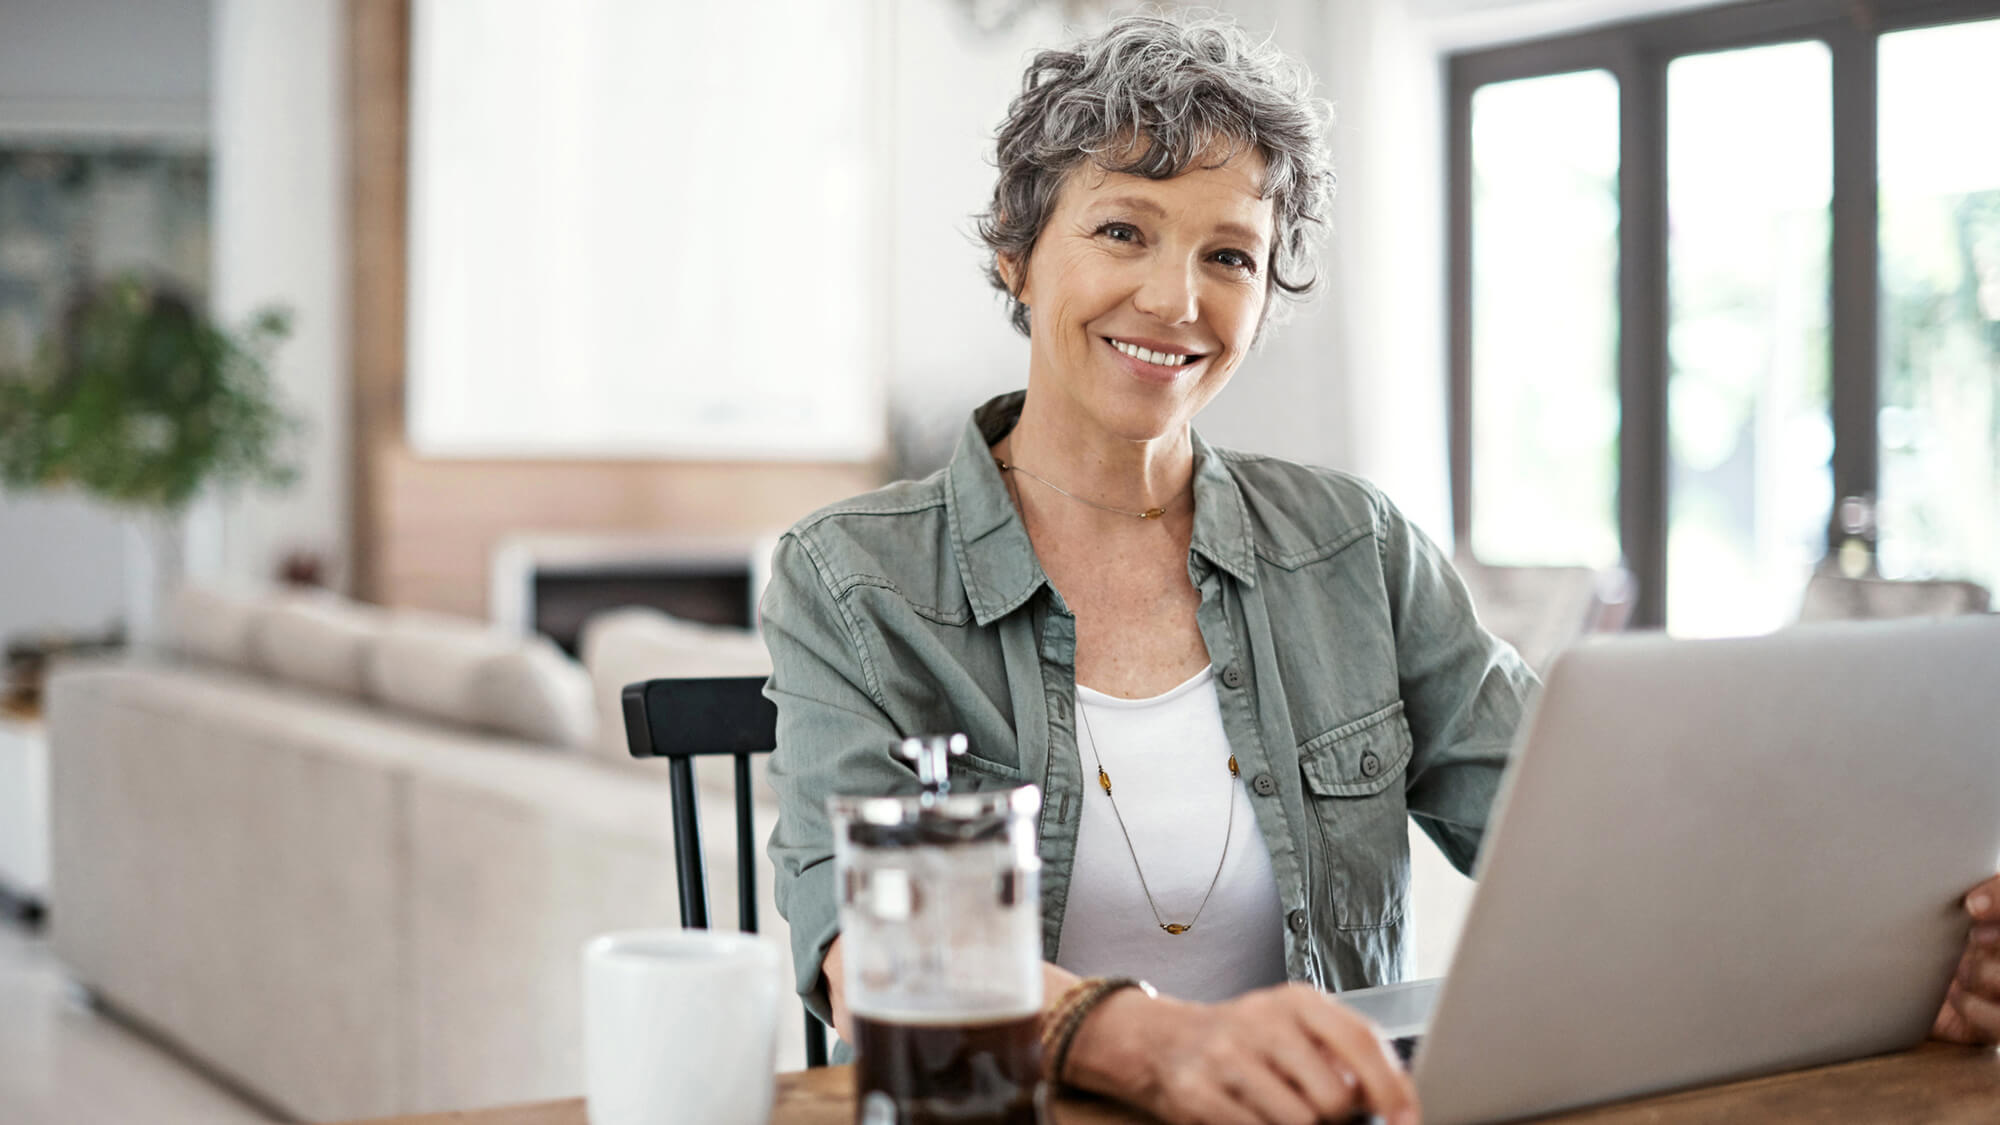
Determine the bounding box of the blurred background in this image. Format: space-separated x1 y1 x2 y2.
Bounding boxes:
1 0 1994 1122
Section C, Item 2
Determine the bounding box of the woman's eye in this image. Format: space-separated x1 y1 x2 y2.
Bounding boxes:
1214 250 1256 273
1098 222 1139 243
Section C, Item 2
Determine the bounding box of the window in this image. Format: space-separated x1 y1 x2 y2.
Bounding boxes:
1876 18 2000 598
1467 70 1622 570
1449 0 2000 633
1664 41 1832 636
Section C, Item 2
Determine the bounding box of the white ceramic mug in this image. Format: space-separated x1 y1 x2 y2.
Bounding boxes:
583 929 784 1125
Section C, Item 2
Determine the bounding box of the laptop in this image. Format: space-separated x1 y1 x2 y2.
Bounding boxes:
1341 615 2000 1124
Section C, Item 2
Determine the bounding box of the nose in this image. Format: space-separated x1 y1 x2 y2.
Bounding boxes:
1131 255 1198 326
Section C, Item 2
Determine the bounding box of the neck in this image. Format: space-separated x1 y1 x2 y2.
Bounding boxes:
999 391 1196 528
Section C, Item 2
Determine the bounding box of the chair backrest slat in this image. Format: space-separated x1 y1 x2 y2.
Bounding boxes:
621 675 828 1068
664 756 709 928
734 753 757 934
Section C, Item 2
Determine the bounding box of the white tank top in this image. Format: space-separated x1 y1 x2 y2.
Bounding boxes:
1056 666 1288 1003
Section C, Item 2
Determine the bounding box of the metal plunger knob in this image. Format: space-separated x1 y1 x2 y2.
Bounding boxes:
897 733 968 799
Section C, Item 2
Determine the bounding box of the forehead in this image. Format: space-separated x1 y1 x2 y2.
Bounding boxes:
1059 146 1274 242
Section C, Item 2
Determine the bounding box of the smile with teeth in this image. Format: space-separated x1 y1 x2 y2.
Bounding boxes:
1108 338 1202 367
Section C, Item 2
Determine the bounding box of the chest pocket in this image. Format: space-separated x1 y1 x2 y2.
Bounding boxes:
1298 700 1413 929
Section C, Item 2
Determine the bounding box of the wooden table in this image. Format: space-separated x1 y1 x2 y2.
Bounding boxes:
346 1041 2000 1123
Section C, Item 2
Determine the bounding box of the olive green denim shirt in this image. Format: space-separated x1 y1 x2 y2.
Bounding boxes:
762 392 1537 1026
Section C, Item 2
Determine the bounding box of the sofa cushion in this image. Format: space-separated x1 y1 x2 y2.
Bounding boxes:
367 612 595 749
579 607 772 766
251 593 388 697
477 636 596 749
169 585 265 669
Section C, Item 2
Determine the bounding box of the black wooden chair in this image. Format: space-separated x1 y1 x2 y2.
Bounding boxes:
621 675 830 1068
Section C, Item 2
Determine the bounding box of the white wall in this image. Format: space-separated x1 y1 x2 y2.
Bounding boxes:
0 0 209 138
208 0 350 591
1306 0 1457 533
880 0 1056 469
0 494 130 642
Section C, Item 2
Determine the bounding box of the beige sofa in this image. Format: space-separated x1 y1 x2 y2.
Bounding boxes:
46 589 791 1122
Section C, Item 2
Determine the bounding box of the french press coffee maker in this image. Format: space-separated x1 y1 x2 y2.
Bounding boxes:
830 734 1046 1125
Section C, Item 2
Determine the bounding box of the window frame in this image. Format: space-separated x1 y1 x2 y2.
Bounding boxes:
1446 0 2000 627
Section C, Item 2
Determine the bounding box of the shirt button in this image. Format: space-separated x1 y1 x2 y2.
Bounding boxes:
1220 665 1245 689
1251 772 1277 797
1360 752 1381 778
1287 909 1309 934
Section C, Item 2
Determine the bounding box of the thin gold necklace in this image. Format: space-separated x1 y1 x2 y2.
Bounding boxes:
1076 693 1240 936
994 458 1181 521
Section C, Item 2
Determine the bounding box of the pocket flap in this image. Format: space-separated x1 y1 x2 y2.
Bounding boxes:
1298 700 1412 797
950 748 1025 786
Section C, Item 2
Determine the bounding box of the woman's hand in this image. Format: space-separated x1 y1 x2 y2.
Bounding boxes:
1066 982 1418 1125
1933 874 2000 1044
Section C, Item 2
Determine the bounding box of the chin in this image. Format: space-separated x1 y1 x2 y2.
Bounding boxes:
1088 395 1196 444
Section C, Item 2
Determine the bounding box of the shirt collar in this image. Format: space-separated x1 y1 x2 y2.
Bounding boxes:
946 391 1258 627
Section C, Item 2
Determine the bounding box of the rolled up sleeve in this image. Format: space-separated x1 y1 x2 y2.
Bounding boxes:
1372 491 1539 875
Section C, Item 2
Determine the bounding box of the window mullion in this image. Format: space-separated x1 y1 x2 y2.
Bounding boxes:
1447 59 1474 549
1827 16 1882 563
1617 45 1671 628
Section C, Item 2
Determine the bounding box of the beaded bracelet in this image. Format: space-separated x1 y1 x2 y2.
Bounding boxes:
1042 976 1158 1087
1040 979 1096 1057
1039 977 1107 1065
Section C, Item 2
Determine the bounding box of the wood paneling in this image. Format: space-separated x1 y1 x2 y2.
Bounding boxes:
373 451 874 618
343 0 878 615
348 0 405 603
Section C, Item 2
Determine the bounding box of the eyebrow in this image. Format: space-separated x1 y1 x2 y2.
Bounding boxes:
1092 194 1269 250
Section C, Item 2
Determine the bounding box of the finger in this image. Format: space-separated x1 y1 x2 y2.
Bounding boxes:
1935 980 1978 1044
1948 977 2000 1043
1258 1034 1359 1121
1965 875 2000 922
1288 992 1418 1122
1960 952 2000 1001
1225 1058 1328 1125
1970 924 2000 949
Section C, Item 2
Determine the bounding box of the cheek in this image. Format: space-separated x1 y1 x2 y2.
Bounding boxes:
1037 290 1095 349
1047 275 1123 339
1215 286 1266 352
1204 350 1247 393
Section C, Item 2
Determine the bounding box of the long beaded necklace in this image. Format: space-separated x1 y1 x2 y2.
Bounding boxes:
998 453 1234 935
1076 694 1240 936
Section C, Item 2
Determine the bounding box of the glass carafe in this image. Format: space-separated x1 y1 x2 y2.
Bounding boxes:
831 735 1045 1125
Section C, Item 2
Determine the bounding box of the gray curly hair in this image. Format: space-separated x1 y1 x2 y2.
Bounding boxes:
977 10 1336 337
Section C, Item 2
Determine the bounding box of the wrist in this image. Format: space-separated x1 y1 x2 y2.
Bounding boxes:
1060 984 1190 1105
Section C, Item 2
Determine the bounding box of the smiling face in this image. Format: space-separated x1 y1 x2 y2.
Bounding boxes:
1000 147 1276 446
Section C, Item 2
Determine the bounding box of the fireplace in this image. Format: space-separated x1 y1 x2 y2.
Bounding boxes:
490 533 773 655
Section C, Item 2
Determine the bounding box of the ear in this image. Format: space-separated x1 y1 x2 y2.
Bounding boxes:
997 251 1030 306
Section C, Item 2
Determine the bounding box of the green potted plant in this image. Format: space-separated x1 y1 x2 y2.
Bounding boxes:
0 273 300 644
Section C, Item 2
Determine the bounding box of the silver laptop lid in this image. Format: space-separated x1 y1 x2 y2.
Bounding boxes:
1414 616 2000 1125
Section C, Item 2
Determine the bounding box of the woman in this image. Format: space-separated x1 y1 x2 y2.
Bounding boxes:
761 13 2000 1124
